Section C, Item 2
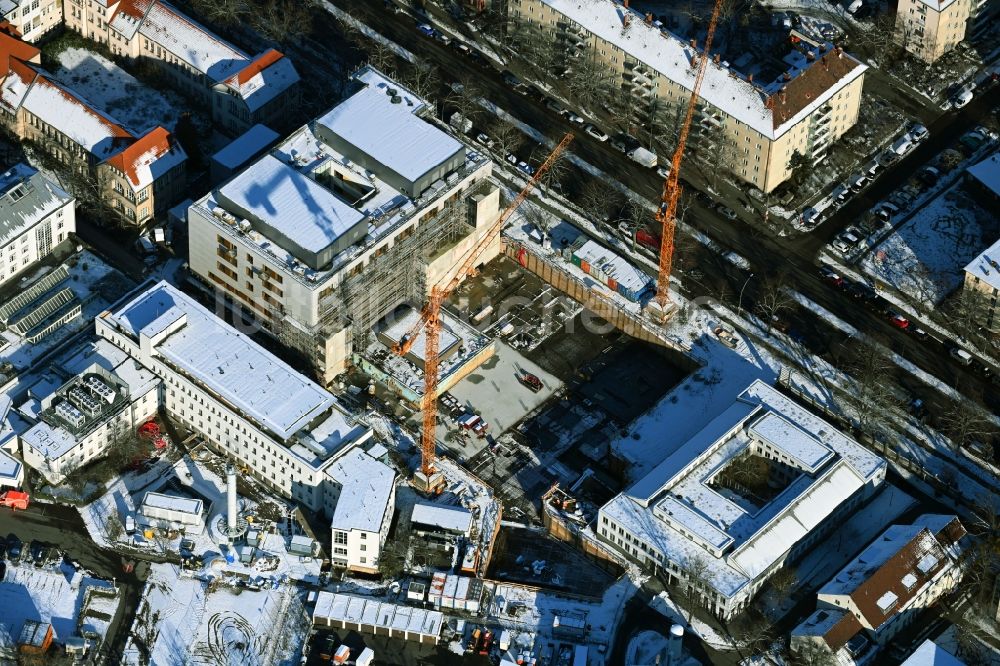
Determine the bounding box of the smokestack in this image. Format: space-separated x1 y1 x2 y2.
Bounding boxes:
227 462 237 531
666 625 684 664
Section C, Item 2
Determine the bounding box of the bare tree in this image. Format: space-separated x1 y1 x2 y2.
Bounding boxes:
446 76 484 128
768 565 797 596
189 0 248 26
755 274 794 334
402 60 440 105
939 397 995 451
105 513 124 543
790 641 836 666
578 179 620 225
491 118 524 160
841 340 901 443
252 0 316 42
675 554 711 622
367 41 398 78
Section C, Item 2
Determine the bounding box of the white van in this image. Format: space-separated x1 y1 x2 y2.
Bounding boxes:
891 135 914 156
950 347 973 365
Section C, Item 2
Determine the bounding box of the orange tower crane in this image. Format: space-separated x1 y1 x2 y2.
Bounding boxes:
394 133 574 482
654 0 725 307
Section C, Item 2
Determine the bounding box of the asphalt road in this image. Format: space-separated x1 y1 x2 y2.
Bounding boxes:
328 0 1000 417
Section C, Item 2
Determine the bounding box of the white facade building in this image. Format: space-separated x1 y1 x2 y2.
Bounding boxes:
0 164 75 288
186 66 501 383
598 379 886 619
0 0 62 42
97 281 396 572
137 491 205 533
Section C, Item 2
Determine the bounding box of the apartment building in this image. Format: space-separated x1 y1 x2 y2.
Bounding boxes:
509 0 868 193
962 237 1000 336
187 67 502 384
0 163 75 288
97 281 396 573
597 379 886 619
64 0 300 135
792 515 966 656
0 0 62 42
894 0 973 63
19 364 158 484
0 32 187 225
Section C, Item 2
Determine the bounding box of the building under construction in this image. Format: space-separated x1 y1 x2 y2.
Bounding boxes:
186 66 501 384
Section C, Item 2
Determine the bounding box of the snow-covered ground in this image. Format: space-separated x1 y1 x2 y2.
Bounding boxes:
858 183 997 306
123 563 309 666
650 590 732 650
626 629 700 666
55 48 183 134
0 561 121 651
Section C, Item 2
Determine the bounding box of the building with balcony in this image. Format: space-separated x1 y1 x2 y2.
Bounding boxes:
792 515 966 658
894 0 974 63
509 0 867 193
597 379 886 619
97 281 396 573
0 164 75 288
63 0 300 135
186 66 502 384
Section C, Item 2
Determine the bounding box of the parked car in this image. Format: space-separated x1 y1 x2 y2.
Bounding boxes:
567 112 585 125
435 32 452 45
719 206 738 220
951 86 974 108
845 281 877 301
517 161 534 176
474 132 494 149
831 184 851 205
849 173 870 192
656 165 671 179
417 23 435 37
872 202 900 222
833 229 861 253
584 124 608 141
887 312 910 329
713 326 740 349
505 153 517 165
517 372 543 392
544 98 567 115
950 346 974 365
820 266 844 287
917 166 940 186
863 159 881 177
908 123 929 142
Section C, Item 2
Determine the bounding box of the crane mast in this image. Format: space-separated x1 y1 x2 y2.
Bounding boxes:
395 134 574 484
654 0 725 308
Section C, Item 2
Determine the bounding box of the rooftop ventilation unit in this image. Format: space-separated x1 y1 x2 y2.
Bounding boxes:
84 375 116 403
55 400 86 428
68 387 102 417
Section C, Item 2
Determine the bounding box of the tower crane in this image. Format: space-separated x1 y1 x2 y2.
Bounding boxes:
393 133 574 487
653 0 725 309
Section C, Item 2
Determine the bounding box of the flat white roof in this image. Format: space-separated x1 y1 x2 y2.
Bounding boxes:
411 502 472 534
964 235 1000 292
326 447 395 533
313 591 443 638
748 411 833 471
572 239 651 292
212 124 280 170
902 640 966 666
968 152 1000 198
141 491 202 516
0 448 21 480
316 69 463 183
20 421 77 460
218 154 367 254
106 281 335 441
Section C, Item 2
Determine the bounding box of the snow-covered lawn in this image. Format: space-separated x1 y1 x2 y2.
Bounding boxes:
124 563 309 666
859 184 997 306
650 591 732 650
626 629 700 666
54 47 182 134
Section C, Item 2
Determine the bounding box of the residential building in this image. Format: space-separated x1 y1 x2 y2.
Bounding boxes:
0 164 75 287
186 67 502 383
63 0 300 135
0 32 187 225
509 0 867 193
0 0 62 42
597 379 886 619
900 640 966 666
963 237 1000 336
19 364 158 484
894 0 973 63
97 281 396 572
793 515 966 656
411 502 473 551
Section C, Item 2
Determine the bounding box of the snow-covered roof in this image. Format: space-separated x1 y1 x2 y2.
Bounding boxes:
217 154 367 256
963 234 1000 292
137 1 249 82
20 421 77 460
141 491 202 516
21 75 133 157
0 163 73 248
326 447 395 534
531 0 866 139
212 124 280 170
103 126 186 190
313 592 443 639
914 0 964 11
316 68 464 184
0 448 21 481
601 379 885 599
571 239 651 292
901 640 966 666
226 50 299 112
968 152 1000 198
747 411 833 472
106 281 336 441
292 405 370 463
376 305 460 364
411 502 473 534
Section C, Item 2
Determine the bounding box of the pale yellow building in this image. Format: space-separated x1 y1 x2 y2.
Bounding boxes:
509 0 867 193
894 0 973 63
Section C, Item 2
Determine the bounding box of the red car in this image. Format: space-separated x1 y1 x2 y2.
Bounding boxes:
518 372 543 392
888 313 910 329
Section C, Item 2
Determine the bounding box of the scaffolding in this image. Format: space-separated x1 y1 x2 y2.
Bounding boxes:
268 181 494 371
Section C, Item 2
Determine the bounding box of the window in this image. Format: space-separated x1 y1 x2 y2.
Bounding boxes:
334 531 347 545
334 547 347 556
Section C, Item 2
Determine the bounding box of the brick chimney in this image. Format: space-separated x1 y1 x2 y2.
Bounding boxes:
713 54 721 64
690 38 697 48
748 73 753 83
623 0 629 7
645 12 654 24
783 71 791 81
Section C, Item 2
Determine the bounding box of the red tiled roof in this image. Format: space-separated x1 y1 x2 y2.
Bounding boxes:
104 126 174 186
0 30 40 70
850 528 948 631
768 48 861 130
233 49 284 85
823 611 864 651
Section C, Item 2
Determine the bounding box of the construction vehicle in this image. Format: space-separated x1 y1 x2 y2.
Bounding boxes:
0 490 29 510
392 134 574 490
653 0 725 311
517 371 543 393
